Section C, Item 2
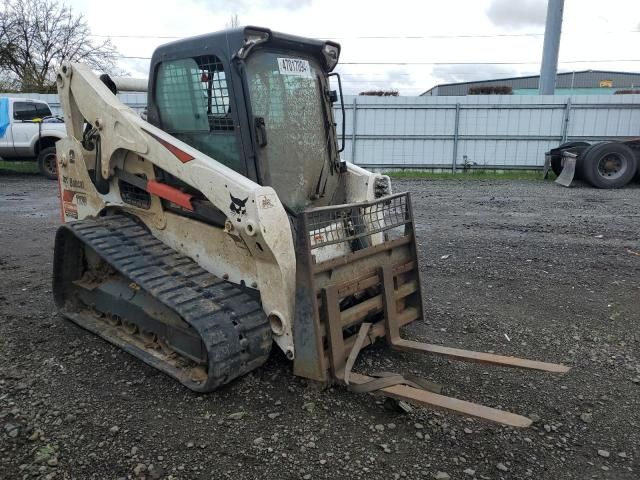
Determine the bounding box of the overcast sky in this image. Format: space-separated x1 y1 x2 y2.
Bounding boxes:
67 0 640 95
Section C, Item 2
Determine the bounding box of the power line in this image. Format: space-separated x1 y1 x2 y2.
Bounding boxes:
340 72 535 77
339 59 640 65
90 29 640 40
91 33 543 40
340 33 544 39
91 34 180 39
111 69 529 77
324 30 640 39
116 55 640 65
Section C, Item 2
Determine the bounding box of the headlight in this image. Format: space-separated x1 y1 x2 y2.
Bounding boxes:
244 27 270 45
374 175 392 198
237 27 271 59
322 42 340 71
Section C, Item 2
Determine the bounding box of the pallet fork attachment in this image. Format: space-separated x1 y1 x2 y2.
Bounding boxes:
295 192 570 428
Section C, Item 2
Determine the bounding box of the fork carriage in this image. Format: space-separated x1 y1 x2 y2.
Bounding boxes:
294 192 569 427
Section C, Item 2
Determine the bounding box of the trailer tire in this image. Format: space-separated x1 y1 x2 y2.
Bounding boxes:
550 141 591 176
574 143 599 181
37 147 58 180
581 142 637 188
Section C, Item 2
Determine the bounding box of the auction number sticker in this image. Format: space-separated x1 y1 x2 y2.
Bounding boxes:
277 57 311 77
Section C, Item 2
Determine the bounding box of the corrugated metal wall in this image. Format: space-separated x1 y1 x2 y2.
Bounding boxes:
8 92 639 171
335 94 640 170
423 71 640 96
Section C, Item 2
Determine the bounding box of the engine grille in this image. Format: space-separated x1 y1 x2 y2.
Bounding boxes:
119 176 151 209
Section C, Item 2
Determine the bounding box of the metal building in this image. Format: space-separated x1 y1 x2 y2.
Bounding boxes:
422 70 640 96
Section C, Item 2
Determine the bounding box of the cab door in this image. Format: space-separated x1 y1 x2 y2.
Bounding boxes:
152 54 252 178
11 101 51 156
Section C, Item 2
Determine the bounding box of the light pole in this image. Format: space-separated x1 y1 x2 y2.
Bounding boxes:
539 0 565 95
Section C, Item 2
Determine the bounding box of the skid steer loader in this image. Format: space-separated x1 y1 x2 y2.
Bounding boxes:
53 26 569 428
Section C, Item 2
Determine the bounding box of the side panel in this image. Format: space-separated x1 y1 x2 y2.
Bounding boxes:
10 122 39 156
149 212 258 289
292 214 327 381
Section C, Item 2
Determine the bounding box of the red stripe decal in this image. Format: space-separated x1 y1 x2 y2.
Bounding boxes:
55 158 65 223
143 129 194 163
62 189 76 202
147 180 194 211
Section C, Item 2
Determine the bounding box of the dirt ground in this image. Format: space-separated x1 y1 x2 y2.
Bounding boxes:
1 174 638 480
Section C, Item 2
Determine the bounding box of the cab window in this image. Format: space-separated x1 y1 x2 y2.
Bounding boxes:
35 103 52 118
13 102 52 121
13 102 38 121
155 56 243 173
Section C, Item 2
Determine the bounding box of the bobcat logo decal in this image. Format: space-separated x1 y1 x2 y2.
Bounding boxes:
229 193 249 215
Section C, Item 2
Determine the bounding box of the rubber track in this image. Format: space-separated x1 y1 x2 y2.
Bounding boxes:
54 214 272 392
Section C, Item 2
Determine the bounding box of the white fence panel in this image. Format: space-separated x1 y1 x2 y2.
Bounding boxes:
6 91 638 171
341 94 639 170
4 92 148 115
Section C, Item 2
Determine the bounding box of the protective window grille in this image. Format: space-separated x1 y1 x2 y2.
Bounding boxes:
156 55 233 132
305 193 411 250
198 55 234 131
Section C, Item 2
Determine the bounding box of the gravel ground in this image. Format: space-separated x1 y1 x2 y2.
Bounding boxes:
1 174 638 480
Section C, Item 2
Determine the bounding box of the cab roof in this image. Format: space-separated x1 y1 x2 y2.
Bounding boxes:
150 25 341 72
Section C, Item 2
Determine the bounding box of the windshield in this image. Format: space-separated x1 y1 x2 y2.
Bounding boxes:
246 51 336 212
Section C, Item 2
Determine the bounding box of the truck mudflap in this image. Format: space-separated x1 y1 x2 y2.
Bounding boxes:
555 151 579 187
545 148 580 187
292 192 570 427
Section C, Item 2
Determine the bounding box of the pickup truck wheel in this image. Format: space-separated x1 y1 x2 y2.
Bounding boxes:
37 147 58 180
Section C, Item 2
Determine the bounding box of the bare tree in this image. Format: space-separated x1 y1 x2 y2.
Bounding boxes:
226 14 240 29
0 0 118 92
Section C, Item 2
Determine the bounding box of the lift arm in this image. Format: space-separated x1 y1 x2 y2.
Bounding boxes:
55 61 298 358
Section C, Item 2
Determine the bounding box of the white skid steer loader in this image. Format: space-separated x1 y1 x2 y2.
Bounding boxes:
53 26 569 427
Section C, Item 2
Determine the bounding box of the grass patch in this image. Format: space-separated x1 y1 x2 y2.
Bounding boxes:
385 170 551 181
0 159 39 175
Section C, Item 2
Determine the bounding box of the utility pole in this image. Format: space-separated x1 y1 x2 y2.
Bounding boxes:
539 0 564 95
